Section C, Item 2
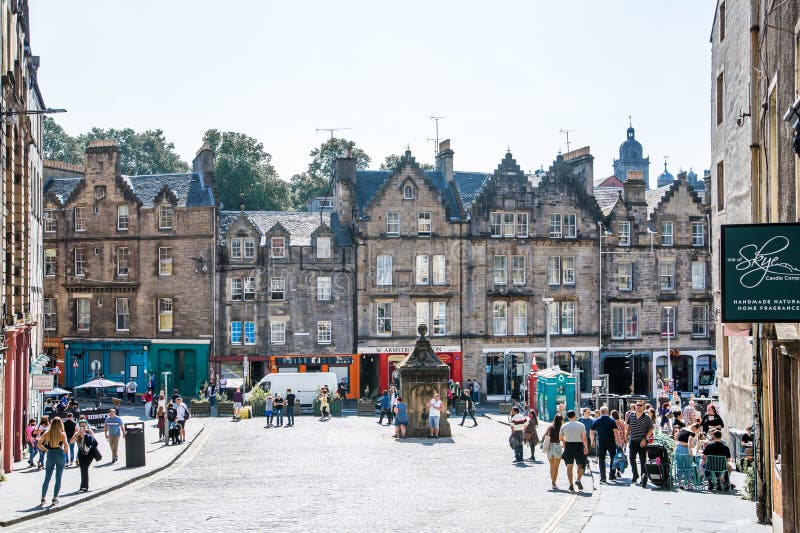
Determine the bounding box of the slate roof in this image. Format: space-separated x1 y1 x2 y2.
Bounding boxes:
355 169 491 221
592 187 623 216
125 173 214 208
645 184 673 219
44 178 82 204
219 210 352 247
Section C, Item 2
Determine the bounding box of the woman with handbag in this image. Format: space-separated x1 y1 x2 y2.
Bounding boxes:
72 419 99 493
523 412 539 461
542 414 564 490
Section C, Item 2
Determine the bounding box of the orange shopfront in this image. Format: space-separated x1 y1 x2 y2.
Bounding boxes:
212 354 360 400
357 345 463 397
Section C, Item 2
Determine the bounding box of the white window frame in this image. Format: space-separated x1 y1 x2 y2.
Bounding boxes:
562 256 575 286
74 248 86 277
659 261 675 291
432 255 446 285
377 255 393 286
230 238 242 259
549 213 562 238
116 298 130 332
617 262 633 291
490 212 502 237
560 301 575 335
612 305 639 339
316 236 331 259
271 237 286 258
230 321 242 345
386 212 400 236
563 214 577 238
231 277 243 301
244 237 256 259
661 221 674 246
43 298 56 331
417 212 432 236
516 213 528 238
492 301 507 336
512 255 526 285
547 256 561 285
502 212 515 237
159 247 172 276
691 260 706 290
158 204 174 230
415 255 430 285
416 301 429 329
76 298 90 331
317 321 332 344
432 302 446 336
74 207 86 232
116 247 129 277
244 277 255 301
117 205 129 231
44 209 57 233
317 276 332 301
493 255 507 285
692 305 708 338
547 303 561 335
692 222 704 247
44 248 56 277
661 307 677 338
618 221 631 246
244 321 256 345
403 184 414 200
377 302 392 336
511 301 527 335
270 321 286 345
270 277 285 300
158 298 173 332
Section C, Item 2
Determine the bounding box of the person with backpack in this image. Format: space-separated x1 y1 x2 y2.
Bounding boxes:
62 412 77 467
156 405 166 440
166 401 178 442
72 419 99 492
591 406 620 483
174 397 190 442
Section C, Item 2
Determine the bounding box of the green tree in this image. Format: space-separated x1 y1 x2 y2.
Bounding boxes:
77 128 189 175
380 153 433 171
203 129 289 211
42 116 83 164
290 137 370 208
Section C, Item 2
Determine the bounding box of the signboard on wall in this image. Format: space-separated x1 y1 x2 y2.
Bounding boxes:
721 223 800 322
31 374 54 391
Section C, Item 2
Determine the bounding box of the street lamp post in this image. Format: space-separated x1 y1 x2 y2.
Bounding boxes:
162 371 171 446
664 306 674 387
543 297 554 368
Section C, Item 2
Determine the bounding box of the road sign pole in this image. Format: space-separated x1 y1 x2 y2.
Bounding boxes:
162 371 171 446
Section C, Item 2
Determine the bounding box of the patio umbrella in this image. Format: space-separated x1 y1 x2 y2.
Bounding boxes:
74 378 126 389
43 387 70 395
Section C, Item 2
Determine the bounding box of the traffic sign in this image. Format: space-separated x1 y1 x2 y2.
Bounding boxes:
72 358 79 368
52 366 62 375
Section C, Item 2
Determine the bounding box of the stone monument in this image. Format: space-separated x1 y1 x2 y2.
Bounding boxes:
396 324 451 438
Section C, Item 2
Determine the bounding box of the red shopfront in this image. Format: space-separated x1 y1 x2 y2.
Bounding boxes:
2 325 32 473
358 345 462 395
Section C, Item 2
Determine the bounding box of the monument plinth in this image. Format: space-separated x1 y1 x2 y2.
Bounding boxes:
397 324 451 438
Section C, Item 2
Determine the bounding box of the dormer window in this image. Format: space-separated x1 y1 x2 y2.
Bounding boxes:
271 237 286 258
158 204 174 230
403 184 414 200
244 237 255 259
316 236 331 259
230 238 242 259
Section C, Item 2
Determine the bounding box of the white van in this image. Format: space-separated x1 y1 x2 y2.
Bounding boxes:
248 372 338 406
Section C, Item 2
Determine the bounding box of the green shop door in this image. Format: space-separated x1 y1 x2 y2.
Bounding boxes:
176 349 198 397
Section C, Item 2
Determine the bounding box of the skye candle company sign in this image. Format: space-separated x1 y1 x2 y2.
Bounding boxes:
722 223 800 322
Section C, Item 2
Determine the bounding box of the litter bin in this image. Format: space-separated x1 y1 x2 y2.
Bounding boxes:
124 422 146 468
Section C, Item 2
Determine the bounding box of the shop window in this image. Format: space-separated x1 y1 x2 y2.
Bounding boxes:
574 352 592 393
109 351 125 376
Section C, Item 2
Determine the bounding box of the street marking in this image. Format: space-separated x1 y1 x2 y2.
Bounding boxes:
538 489 578 533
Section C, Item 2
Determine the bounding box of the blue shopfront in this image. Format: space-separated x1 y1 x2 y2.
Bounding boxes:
63 339 150 393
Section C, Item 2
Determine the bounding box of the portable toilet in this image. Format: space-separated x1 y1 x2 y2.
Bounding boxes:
536 366 577 422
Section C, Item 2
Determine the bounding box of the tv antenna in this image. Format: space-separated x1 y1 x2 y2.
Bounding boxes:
430 115 445 153
559 129 575 153
316 127 350 139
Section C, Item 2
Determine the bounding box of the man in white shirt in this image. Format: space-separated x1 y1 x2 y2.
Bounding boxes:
682 400 699 425
472 381 480 405
428 393 443 439
560 410 590 492
126 379 138 404
509 406 527 462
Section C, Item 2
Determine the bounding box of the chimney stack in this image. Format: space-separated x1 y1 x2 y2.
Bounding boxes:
435 139 454 184
334 156 357 229
85 139 121 178
703 169 712 206
623 170 647 205
192 142 216 200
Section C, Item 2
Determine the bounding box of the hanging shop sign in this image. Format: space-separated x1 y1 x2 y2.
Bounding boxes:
721 223 800 322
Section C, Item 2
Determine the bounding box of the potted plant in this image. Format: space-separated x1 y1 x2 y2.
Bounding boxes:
357 396 376 416
246 386 266 417
216 390 234 417
190 392 211 417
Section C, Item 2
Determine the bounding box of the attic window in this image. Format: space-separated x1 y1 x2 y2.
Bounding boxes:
158 204 174 230
94 185 106 200
317 237 331 259
403 184 414 200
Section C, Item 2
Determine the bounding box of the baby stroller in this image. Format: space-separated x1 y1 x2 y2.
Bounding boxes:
644 443 672 489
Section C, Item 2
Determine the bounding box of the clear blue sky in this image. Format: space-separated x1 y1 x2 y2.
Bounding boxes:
31 1 714 186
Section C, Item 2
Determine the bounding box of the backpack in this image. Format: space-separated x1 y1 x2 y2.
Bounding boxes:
167 408 177 422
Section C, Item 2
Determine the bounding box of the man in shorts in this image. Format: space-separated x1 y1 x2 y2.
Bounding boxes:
428 393 443 439
560 410 589 492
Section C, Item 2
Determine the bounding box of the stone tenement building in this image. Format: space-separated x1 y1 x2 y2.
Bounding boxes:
0 0 46 474
332 136 713 401
42 140 216 397
214 210 354 395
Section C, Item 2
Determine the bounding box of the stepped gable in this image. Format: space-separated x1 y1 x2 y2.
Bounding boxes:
645 177 706 222
43 177 82 206
467 150 533 216
540 153 605 221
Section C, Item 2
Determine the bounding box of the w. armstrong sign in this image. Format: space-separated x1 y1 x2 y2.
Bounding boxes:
721 223 800 322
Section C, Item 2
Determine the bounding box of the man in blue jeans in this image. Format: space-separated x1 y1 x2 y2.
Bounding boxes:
591 406 620 482
285 389 296 427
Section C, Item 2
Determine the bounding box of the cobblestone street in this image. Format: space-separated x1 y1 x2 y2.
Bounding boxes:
4 414 595 532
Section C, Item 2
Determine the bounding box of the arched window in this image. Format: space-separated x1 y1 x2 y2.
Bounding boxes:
403 184 414 199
